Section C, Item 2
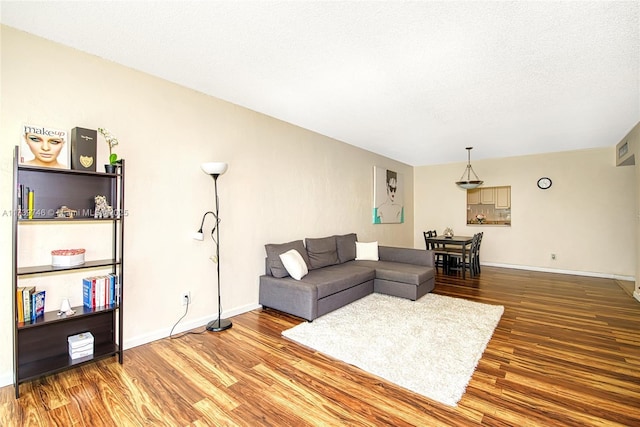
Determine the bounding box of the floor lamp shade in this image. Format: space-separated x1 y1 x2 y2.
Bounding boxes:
201 162 228 176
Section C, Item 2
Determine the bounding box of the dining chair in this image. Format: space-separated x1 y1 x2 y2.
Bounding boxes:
432 229 452 273
447 233 480 278
469 233 481 276
474 232 483 275
423 230 449 273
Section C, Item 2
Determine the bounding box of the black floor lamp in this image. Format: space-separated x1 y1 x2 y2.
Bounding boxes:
194 162 232 332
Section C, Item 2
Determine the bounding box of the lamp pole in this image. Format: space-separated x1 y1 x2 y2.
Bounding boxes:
206 172 232 332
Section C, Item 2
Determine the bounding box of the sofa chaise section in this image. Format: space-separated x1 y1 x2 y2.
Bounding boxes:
353 245 435 300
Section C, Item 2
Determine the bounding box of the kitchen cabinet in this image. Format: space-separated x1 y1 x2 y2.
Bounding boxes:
468 188 495 204
480 188 495 204
495 186 511 208
467 189 481 205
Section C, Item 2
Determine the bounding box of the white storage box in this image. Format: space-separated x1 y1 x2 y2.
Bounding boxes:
68 332 94 359
52 248 86 267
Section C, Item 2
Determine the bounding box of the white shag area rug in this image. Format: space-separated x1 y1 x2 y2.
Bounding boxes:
282 292 504 406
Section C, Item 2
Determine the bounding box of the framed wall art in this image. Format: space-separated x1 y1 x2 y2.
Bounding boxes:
373 166 404 224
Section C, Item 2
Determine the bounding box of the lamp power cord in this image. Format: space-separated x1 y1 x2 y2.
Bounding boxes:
169 298 206 339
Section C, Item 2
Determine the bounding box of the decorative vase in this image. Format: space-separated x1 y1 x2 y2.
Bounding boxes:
105 164 117 173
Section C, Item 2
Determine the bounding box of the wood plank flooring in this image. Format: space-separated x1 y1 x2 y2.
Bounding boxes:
1 266 639 426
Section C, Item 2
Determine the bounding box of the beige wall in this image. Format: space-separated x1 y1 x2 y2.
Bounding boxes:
619 121 640 299
414 148 637 277
635 124 640 300
0 26 414 385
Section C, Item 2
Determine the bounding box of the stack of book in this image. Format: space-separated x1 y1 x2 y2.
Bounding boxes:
16 184 35 220
82 274 119 309
16 287 46 323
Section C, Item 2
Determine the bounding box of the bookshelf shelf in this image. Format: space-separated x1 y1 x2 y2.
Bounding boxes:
17 259 121 276
18 342 119 382
11 145 125 398
17 304 117 330
18 217 121 223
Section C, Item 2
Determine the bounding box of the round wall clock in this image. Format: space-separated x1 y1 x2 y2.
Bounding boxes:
537 177 552 190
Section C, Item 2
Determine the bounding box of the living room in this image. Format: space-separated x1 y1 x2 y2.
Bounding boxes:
0 3 638 422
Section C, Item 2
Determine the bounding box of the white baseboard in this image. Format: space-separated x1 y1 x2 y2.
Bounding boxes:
0 373 12 389
482 262 636 282
634 290 640 303
0 302 262 389
123 302 261 350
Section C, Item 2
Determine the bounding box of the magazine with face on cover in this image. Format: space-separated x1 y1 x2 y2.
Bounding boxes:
20 124 69 169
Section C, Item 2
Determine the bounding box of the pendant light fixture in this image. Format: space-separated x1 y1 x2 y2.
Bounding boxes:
456 147 483 189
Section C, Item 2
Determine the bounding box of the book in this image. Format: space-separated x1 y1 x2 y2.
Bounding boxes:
82 277 96 309
21 184 26 218
16 287 24 323
17 184 23 219
107 274 117 305
101 275 108 307
20 123 69 169
96 276 105 308
103 275 109 306
27 187 34 220
22 286 35 322
113 274 120 305
31 290 46 321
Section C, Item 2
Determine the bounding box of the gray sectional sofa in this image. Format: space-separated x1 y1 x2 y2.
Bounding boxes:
259 233 435 321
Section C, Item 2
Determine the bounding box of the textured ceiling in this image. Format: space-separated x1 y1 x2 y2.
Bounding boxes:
1 1 638 166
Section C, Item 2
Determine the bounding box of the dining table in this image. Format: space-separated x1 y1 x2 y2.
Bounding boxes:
425 235 475 279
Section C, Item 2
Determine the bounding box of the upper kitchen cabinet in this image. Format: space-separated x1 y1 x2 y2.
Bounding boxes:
467 189 481 205
495 186 511 209
467 188 496 205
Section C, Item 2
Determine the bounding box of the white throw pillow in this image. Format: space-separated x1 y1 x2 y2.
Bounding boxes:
355 241 379 261
279 249 309 280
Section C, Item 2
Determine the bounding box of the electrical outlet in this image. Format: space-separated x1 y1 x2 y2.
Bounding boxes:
181 291 191 306
551 253 556 260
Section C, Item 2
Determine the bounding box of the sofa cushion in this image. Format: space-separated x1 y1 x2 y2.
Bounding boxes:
279 249 309 280
265 240 310 278
356 241 379 261
299 263 375 298
335 233 357 263
305 236 339 269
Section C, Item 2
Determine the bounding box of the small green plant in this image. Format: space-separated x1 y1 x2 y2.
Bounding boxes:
98 127 119 165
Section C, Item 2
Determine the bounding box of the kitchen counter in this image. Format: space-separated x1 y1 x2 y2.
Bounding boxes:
467 220 511 226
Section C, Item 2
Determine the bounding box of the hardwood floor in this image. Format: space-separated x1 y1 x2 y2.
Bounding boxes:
2 266 639 426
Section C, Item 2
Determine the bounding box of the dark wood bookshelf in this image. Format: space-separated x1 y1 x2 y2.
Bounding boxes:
11 146 125 398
